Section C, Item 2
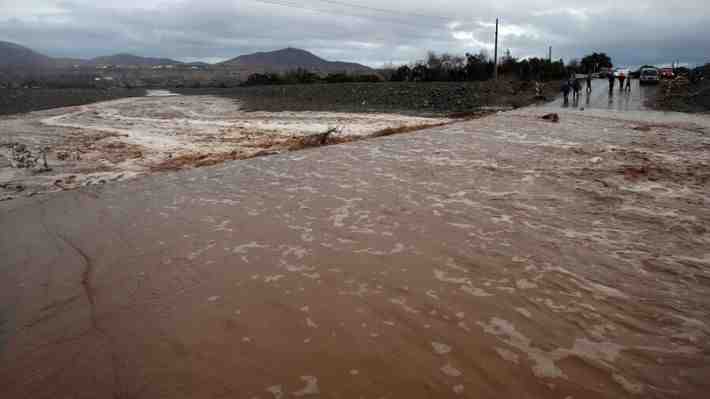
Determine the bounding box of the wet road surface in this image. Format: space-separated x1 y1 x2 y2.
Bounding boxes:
1 107 710 398
545 79 659 111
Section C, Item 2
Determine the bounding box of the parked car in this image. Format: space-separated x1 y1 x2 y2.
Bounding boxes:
639 67 660 85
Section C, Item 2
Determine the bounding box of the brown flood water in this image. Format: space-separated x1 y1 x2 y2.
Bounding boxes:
1 107 709 398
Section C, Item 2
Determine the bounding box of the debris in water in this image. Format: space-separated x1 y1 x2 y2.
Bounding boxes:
541 113 560 123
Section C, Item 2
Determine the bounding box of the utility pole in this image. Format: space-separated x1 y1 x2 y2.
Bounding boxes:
548 46 552 63
493 18 499 80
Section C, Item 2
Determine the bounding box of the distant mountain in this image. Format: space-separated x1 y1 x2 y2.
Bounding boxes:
86 53 183 66
0 41 54 68
219 47 373 74
184 61 211 67
0 41 374 79
53 57 87 68
0 42 182 69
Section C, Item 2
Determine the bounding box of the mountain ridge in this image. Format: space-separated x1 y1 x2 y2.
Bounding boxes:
0 40 54 68
86 53 183 66
0 41 373 75
219 47 373 74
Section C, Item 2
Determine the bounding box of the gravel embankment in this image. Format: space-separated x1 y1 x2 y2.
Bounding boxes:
176 80 559 116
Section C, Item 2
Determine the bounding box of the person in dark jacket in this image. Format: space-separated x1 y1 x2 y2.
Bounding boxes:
572 78 582 100
608 72 615 92
618 72 626 92
561 80 571 103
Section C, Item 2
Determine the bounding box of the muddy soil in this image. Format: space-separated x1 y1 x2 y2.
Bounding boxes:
0 88 145 116
176 80 558 116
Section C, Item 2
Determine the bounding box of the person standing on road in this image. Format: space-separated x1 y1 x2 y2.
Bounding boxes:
586 73 592 94
618 72 626 92
572 78 582 100
625 75 632 92
608 72 615 92
561 80 571 104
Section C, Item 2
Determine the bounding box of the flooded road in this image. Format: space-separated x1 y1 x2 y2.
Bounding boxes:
1 107 710 398
545 79 659 111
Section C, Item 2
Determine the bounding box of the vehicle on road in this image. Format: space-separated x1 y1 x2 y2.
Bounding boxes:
616 69 631 78
640 67 660 85
659 67 675 79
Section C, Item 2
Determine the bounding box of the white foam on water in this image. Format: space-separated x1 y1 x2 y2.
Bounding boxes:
233 241 268 254
264 275 285 283
495 347 520 364
432 342 452 355
515 307 532 318
612 374 644 395
434 269 470 284
477 318 566 379
146 90 179 97
426 290 440 300
516 279 538 289
460 285 493 297
266 385 283 399
440 364 462 377
389 297 419 314
292 376 319 396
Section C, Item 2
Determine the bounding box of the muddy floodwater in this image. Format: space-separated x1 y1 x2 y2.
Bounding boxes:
1 107 710 398
0 93 446 201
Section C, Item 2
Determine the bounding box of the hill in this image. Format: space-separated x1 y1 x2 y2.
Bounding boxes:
86 53 183 66
0 41 54 68
219 47 373 74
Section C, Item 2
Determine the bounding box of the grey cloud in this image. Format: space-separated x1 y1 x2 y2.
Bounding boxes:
0 0 708 67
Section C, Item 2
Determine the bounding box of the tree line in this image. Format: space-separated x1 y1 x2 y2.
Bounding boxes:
241 68 381 86
241 50 571 86
387 50 567 82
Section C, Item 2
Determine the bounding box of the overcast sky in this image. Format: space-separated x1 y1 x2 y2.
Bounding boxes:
1 0 708 67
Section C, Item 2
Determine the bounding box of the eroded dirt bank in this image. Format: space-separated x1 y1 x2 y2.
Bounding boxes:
1 108 709 398
0 94 449 200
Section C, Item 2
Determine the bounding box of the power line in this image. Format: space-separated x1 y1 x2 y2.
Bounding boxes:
309 0 456 21
246 0 456 29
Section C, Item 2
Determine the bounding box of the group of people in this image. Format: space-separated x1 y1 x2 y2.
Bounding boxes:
561 74 592 103
561 71 633 103
608 72 632 92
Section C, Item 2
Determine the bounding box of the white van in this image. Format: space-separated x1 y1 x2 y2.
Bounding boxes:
640 67 660 85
